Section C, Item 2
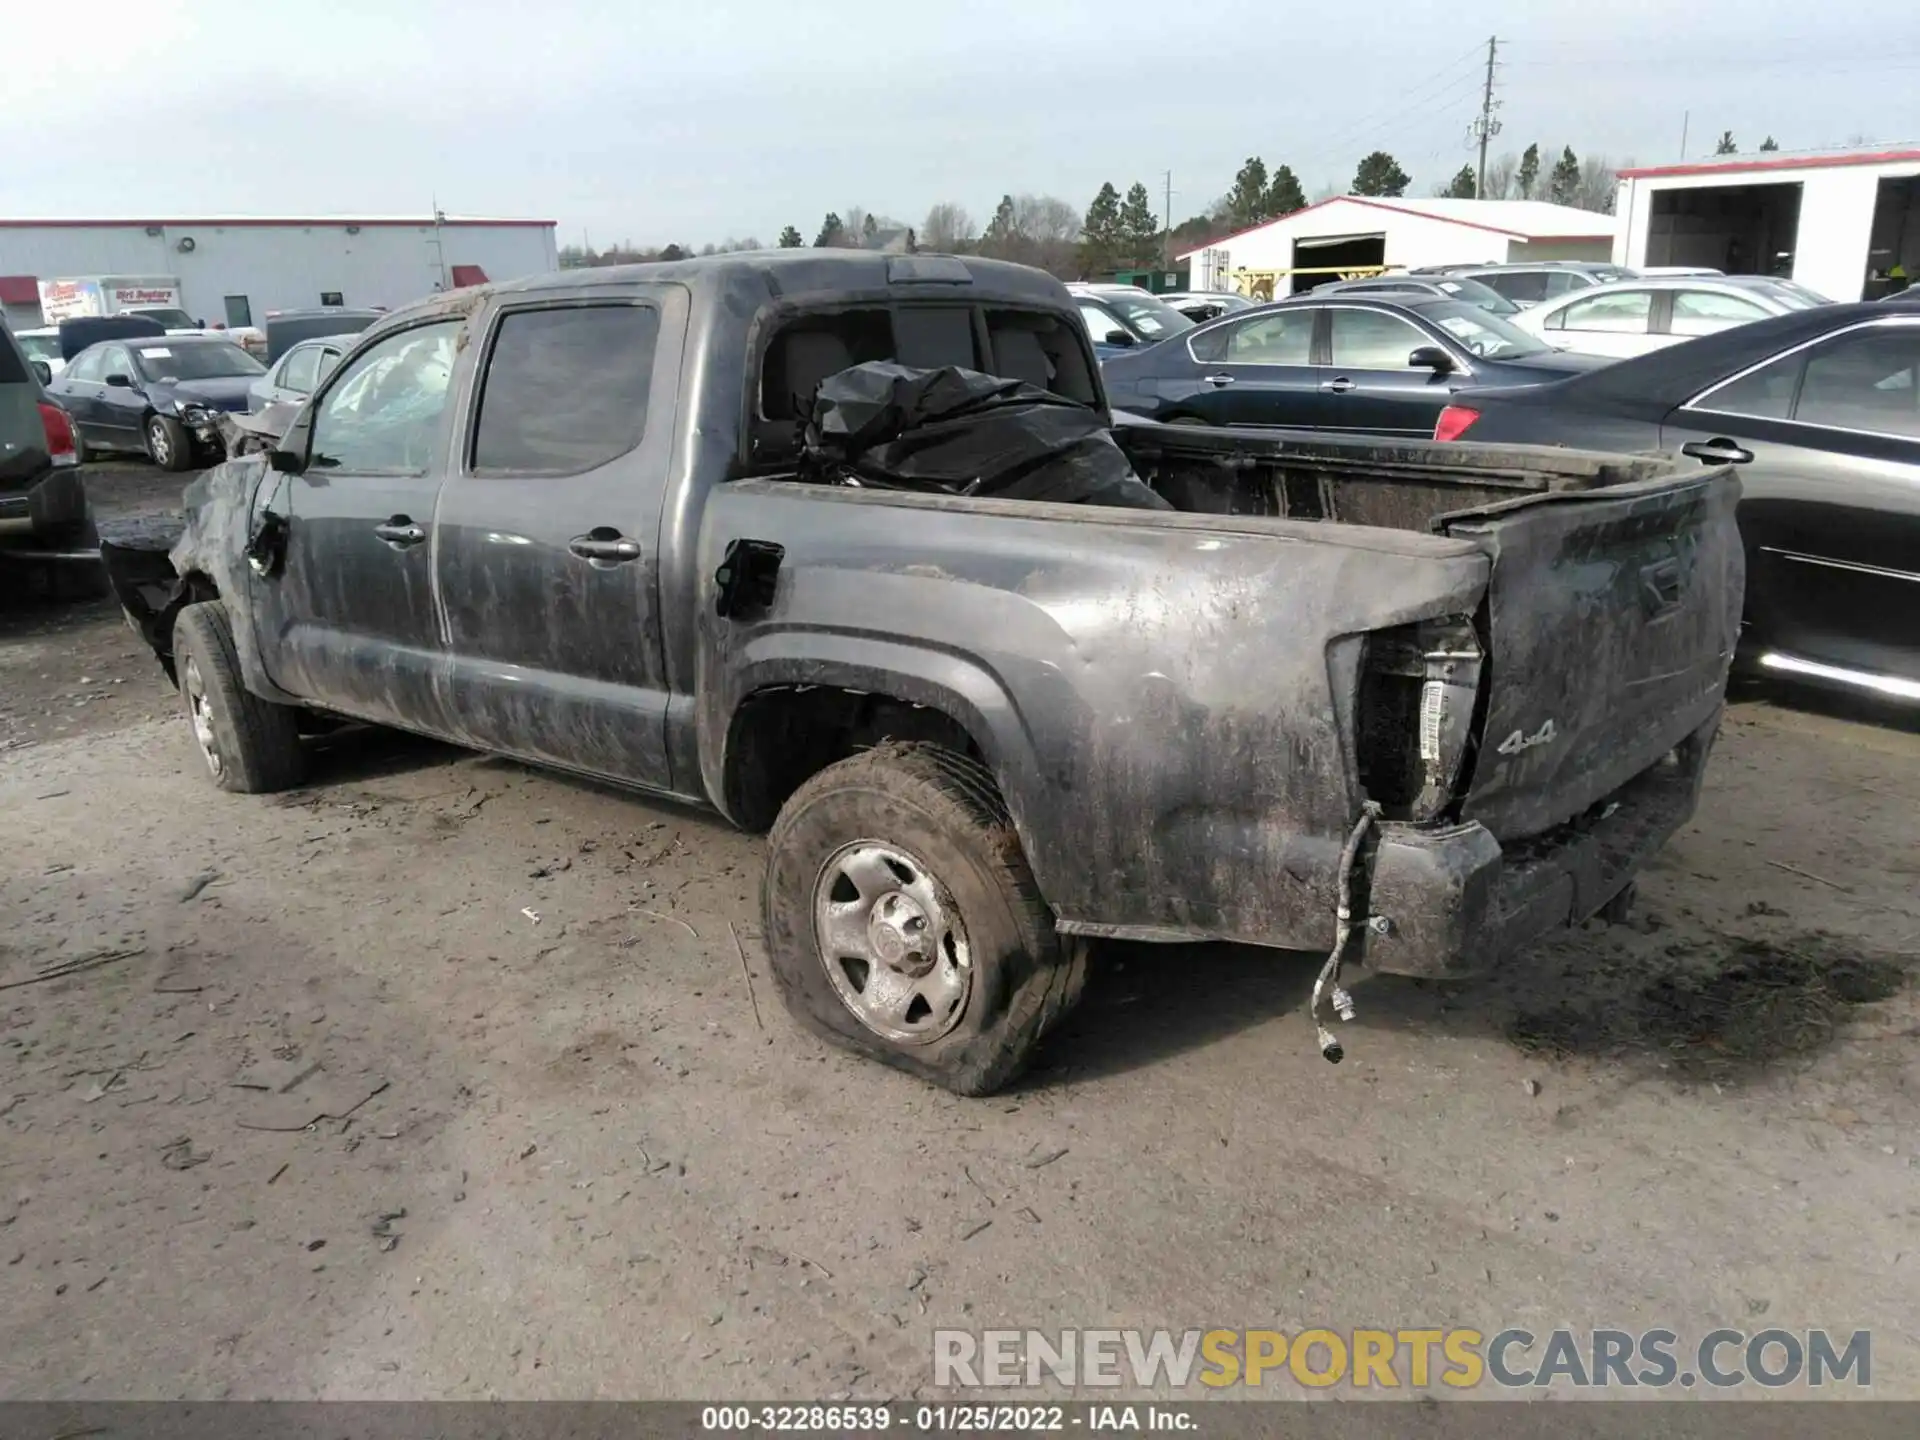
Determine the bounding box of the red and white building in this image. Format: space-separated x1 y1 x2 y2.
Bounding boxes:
1614 146 1920 302
0 215 559 331
1182 197 1617 296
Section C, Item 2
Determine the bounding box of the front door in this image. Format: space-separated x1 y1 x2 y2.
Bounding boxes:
1179 307 1326 426
1668 316 1920 686
256 317 468 731
433 283 688 791
1323 306 1457 435
94 345 152 445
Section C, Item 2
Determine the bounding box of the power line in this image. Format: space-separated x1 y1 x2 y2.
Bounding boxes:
1285 42 1491 173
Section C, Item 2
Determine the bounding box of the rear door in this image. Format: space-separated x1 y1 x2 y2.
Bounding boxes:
433 281 688 790
256 317 466 730
1324 306 1457 435
1178 307 1325 426
51 347 106 436
1665 315 1920 687
1443 467 1745 841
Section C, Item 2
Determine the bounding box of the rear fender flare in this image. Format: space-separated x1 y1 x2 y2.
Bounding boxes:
703 639 1055 889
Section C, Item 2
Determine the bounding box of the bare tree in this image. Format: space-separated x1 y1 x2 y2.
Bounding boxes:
1480 152 1519 200
838 206 871 248
922 202 976 252
1573 156 1618 214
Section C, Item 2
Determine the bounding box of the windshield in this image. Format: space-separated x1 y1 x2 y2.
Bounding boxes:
127 307 197 328
1416 301 1550 359
1097 292 1195 341
15 333 60 364
132 341 265 381
1758 279 1831 309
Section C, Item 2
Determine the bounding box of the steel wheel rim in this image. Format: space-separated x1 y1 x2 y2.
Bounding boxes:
183 655 222 778
812 840 971 1044
148 419 171 466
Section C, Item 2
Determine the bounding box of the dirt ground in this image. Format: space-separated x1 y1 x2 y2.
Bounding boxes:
2 462 1918 1401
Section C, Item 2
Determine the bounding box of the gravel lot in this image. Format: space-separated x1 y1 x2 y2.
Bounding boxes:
2 463 1917 1400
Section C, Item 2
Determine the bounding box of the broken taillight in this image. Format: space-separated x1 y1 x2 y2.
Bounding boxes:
1356 615 1485 823
1433 405 1480 443
38 402 76 467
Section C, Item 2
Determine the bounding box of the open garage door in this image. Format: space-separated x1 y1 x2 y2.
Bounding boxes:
1290 233 1385 294
1865 176 1920 299
1647 183 1802 277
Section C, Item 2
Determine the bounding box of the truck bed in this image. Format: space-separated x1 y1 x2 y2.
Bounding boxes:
1112 414 1674 533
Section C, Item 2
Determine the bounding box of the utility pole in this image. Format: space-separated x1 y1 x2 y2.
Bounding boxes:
1679 110 1691 160
1472 35 1501 198
1162 170 1174 270
430 194 450 290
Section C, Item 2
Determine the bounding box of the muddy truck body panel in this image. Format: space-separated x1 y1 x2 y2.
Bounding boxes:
100 250 1744 1005
694 482 1489 948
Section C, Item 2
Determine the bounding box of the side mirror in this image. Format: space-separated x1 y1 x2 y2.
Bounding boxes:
1103 329 1136 348
105 373 135 389
28 360 51 386
268 445 305 474
1408 346 1454 373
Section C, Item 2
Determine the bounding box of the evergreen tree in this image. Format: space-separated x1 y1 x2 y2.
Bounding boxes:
1760 135 1780 152
1516 143 1541 198
812 213 844 247
1265 164 1307 217
1226 157 1271 228
1548 146 1581 205
1118 182 1161 267
1716 131 1738 155
1352 151 1410 197
1440 164 1478 199
1079 182 1123 274
777 226 803 248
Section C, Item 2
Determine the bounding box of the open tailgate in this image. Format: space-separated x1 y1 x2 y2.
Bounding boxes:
1442 465 1744 840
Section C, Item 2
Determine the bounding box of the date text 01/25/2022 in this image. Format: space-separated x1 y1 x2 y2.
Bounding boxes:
699 1404 1194 1431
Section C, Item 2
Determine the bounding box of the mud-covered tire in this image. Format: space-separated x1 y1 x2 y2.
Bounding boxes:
171 600 307 793
146 414 193 472
763 743 1087 1096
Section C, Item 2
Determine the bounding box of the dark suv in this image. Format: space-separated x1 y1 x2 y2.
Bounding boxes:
0 327 88 547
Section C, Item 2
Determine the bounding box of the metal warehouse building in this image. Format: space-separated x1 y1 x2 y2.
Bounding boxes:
1183 197 1616 297
0 216 559 331
1613 146 1920 302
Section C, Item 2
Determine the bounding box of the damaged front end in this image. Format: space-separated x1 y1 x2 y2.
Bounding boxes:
98 458 278 685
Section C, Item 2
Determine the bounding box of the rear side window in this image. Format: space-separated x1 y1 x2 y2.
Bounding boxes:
984 310 1098 403
472 304 660 472
1555 290 1653 333
1481 271 1550 304
282 347 320 394
1193 310 1313 364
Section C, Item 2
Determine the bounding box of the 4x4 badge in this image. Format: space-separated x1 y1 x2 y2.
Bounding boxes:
1497 719 1557 756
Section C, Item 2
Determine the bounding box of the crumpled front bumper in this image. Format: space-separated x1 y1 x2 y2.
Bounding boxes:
1356 710 1720 979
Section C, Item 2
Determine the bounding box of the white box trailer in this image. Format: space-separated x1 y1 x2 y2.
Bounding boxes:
36 275 192 328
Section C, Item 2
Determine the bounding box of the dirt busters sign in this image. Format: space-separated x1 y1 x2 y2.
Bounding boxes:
36 276 182 323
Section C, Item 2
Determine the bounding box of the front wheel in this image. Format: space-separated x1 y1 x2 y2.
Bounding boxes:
146 414 193 473
172 600 308 793
763 744 1087 1096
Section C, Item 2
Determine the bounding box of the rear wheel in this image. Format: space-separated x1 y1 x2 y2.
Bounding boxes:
762 744 1087 1095
146 414 193 472
172 600 307 793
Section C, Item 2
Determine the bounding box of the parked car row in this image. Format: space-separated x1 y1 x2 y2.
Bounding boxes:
1090 270 1912 707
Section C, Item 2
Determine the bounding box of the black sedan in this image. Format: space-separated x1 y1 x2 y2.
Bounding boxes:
1100 293 1607 435
47 335 266 471
1437 303 1920 703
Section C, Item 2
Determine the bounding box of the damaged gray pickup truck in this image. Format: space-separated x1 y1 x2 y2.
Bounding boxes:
102 251 1744 1095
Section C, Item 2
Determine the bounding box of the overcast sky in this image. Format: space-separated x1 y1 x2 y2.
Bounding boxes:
11 0 1905 246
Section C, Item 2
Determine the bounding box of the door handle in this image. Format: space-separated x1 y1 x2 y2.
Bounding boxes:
1201 374 1235 387
373 517 426 548
569 531 642 566
1322 377 1356 394
1681 438 1755 466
